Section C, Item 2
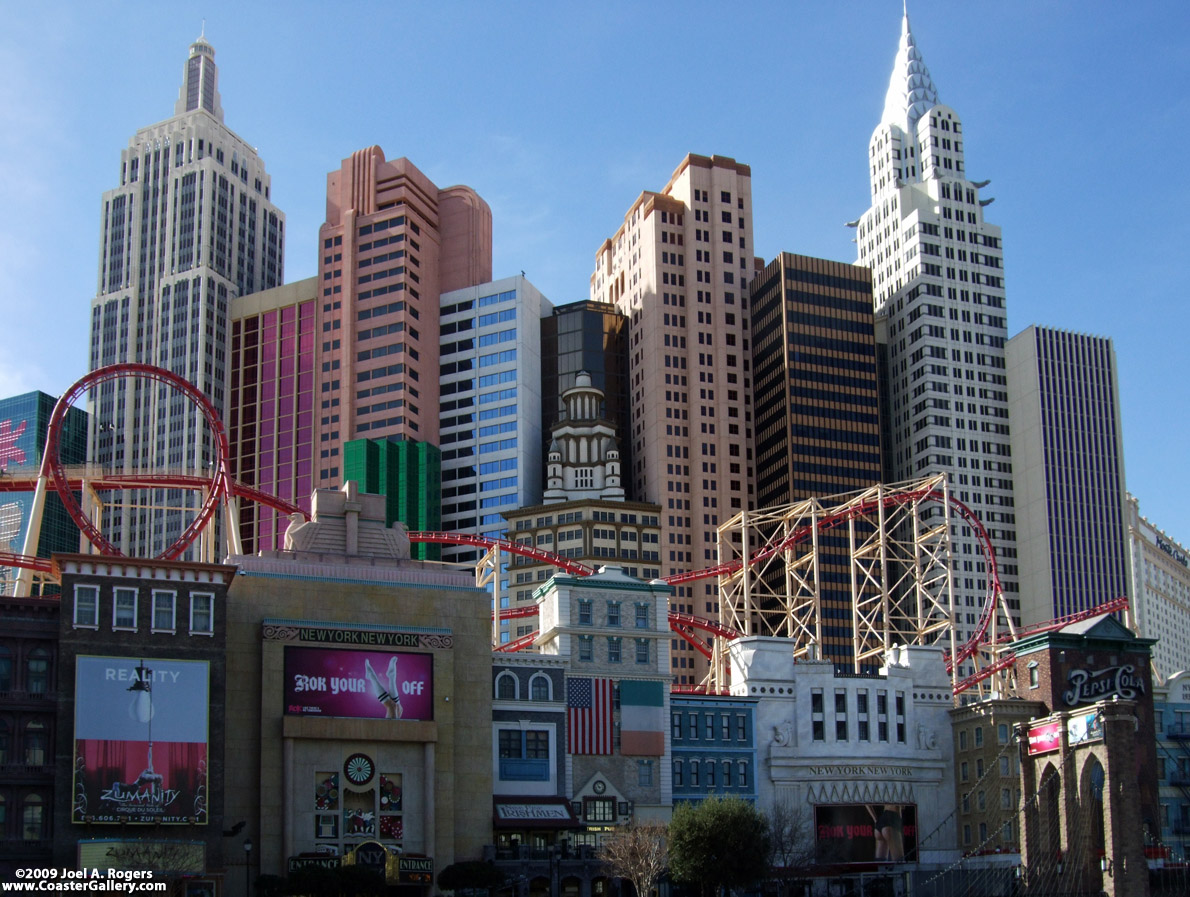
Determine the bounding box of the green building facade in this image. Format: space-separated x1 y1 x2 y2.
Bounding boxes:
344 438 442 561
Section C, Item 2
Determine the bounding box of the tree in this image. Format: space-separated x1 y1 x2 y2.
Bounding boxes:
599 822 668 897
767 800 816 895
668 796 771 897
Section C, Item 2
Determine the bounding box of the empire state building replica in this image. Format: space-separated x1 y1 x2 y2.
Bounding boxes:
87 34 284 559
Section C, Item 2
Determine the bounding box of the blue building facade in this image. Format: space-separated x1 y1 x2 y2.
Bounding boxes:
0 391 87 594
670 695 758 804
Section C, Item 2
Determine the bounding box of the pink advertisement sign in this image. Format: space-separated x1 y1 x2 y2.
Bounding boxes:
1027 721 1062 755
284 647 433 720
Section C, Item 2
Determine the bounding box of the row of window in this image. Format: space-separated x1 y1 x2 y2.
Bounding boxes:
0 792 47 842
673 758 749 788
576 636 650 664
73 584 213 635
495 672 553 702
0 718 50 766
576 599 651 628
0 647 50 695
671 711 749 742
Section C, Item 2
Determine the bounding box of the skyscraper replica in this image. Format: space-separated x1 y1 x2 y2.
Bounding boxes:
591 154 756 684
749 253 881 667
315 147 491 486
502 373 662 646
856 12 1017 671
1006 327 1130 625
88 34 284 558
437 274 550 566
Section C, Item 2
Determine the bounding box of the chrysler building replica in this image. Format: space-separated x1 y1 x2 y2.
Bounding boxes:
88 34 284 558
855 9 1018 666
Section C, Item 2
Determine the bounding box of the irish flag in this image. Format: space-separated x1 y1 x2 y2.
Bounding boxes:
619 680 665 755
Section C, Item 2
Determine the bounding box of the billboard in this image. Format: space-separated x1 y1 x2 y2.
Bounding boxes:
814 804 918 864
1027 713 1104 755
73 656 209 824
1026 721 1062 756
284 646 433 720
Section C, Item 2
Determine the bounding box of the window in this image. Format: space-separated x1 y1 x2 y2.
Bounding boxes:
672 713 682 739
190 593 214 634
811 688 824 741
578 599 593 625
737 760 747 787
673 760 683 786
585 798 615 823
496 673 517 700
23 721 47 765
607 637 622 663
635 639 650 664
25 649 48 695
974 726 984 747
530 675 551 701
998 723 1010 744
113 587 138 630
21 796 43 841
0 647 10 691
959 730 967 750
0 720 7 764
498 730 550 781
638 759 653 786
152 591 176 632
607 601 621 627
73 585 99 628
1028 662 1039 689
635 603 650 629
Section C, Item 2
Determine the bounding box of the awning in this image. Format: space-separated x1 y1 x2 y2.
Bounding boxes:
493 797 583 829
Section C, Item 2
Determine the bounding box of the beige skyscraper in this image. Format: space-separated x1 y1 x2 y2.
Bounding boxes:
88 34 284 558
591 154 756 685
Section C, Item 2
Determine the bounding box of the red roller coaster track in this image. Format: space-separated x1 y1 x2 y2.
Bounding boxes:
3 363 1126 696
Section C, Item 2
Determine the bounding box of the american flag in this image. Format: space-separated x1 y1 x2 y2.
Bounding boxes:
567 677 613 755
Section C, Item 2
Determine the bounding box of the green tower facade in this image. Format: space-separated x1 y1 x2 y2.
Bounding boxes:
344 438 442 561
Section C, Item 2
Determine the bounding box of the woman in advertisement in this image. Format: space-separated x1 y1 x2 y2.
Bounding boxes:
867 804 905 862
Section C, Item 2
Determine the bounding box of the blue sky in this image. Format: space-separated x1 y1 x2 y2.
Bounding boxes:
1 1 1188 544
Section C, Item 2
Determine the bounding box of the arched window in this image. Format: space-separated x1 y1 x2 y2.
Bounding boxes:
26 649 49 695
24 721 47 766
0 647 12 692
495 673 517 701
21 795 43 841
530 675 551 702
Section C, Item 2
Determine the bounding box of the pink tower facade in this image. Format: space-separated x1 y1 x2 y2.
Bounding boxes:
316 147 492 485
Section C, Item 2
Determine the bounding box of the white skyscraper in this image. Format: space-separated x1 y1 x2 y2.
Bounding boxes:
856 11 1018 666
438 274 552 566
88 34 284 558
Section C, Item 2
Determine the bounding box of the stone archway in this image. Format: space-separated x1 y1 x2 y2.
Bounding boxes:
1018 700 1148 897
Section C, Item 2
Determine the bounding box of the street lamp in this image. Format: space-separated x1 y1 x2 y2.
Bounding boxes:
243 838 253 897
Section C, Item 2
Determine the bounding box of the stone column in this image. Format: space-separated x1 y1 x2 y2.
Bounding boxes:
1100 700 1147 897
